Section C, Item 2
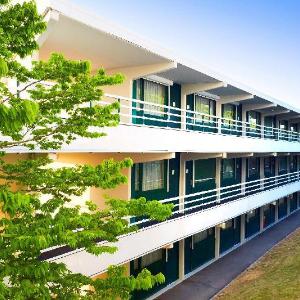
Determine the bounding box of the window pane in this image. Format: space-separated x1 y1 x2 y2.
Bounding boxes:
223 104 235 126
195 96 213 122
222 159 235 179
141 249 163 268
142 160 165 191
143 80 166 116
249 111 257 129
194 159 216 182
193 230 208 243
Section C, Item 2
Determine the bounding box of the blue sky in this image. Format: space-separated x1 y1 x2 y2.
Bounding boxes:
71 0 300 107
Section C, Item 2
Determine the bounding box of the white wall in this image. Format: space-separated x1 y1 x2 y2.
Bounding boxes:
10 124 300 154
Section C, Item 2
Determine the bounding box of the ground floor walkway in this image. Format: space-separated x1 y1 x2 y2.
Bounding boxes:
157 210 300 300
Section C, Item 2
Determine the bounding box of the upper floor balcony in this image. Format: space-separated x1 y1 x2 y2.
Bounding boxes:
67 92 300 154
35 4 300 154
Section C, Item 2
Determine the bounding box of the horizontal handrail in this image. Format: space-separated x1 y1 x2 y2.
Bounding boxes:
130 171 300 226
102 94 300 142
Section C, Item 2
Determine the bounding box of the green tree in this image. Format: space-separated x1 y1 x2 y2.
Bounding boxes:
0 1 173 299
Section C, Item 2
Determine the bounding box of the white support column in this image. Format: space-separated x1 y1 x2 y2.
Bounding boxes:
178 239 185 280
179 154 186 213
215 225 220 259
215 157 221 202
261 115 265 139
287 196 291 215
297 155 300 181
259 157 264 190
240 214 246 244
216 101 222 134
287 155 291 182
275 200 279 222
241 106 247 137
275 157 279 185
260 206 264 231
181 92 187 130
241 158 247 194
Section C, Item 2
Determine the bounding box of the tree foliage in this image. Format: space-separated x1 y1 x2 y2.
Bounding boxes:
0 1 173 299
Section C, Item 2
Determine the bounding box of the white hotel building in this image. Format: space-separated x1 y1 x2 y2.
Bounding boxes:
14 1 300 299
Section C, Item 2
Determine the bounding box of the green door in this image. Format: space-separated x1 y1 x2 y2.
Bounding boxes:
221 158 241 201
246 158 260 195
184 228 215 274
290 193 298 212
220 217 241 253
185 159 216 212
278 198 288 219
278 157 288 176
263 204 275 228
169 83 181 129
264 116 276 139
245 208 260 238
264 157 275 190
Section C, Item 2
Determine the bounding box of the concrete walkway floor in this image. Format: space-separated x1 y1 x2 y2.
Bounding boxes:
157 210 300 300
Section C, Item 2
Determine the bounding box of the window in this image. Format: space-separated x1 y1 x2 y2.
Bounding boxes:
222 159 235 179
141 249 163 268
142 160 165 191
222 104 236 126
248 111 260 130
193 230 208 243
194 159 215 183
194 95 215 122
248 158 259 177
279 121 288 130
143 80 167 116
279 157 287 173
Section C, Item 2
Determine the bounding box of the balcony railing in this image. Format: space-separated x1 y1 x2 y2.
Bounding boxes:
102 94 300 143
131 170 300 227
40 170 300 261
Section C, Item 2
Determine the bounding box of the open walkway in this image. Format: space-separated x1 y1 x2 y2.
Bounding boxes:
157 210 300 300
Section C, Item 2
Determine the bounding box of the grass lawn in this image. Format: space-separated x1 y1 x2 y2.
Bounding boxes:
215 228 300 300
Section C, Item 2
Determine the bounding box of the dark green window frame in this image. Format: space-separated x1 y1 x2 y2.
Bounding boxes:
194 94 216 119
134 160 167 193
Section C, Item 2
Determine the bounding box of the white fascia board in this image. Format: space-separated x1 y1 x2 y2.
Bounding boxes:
5 125 300 154
40 0 300 114
143 75 173 86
